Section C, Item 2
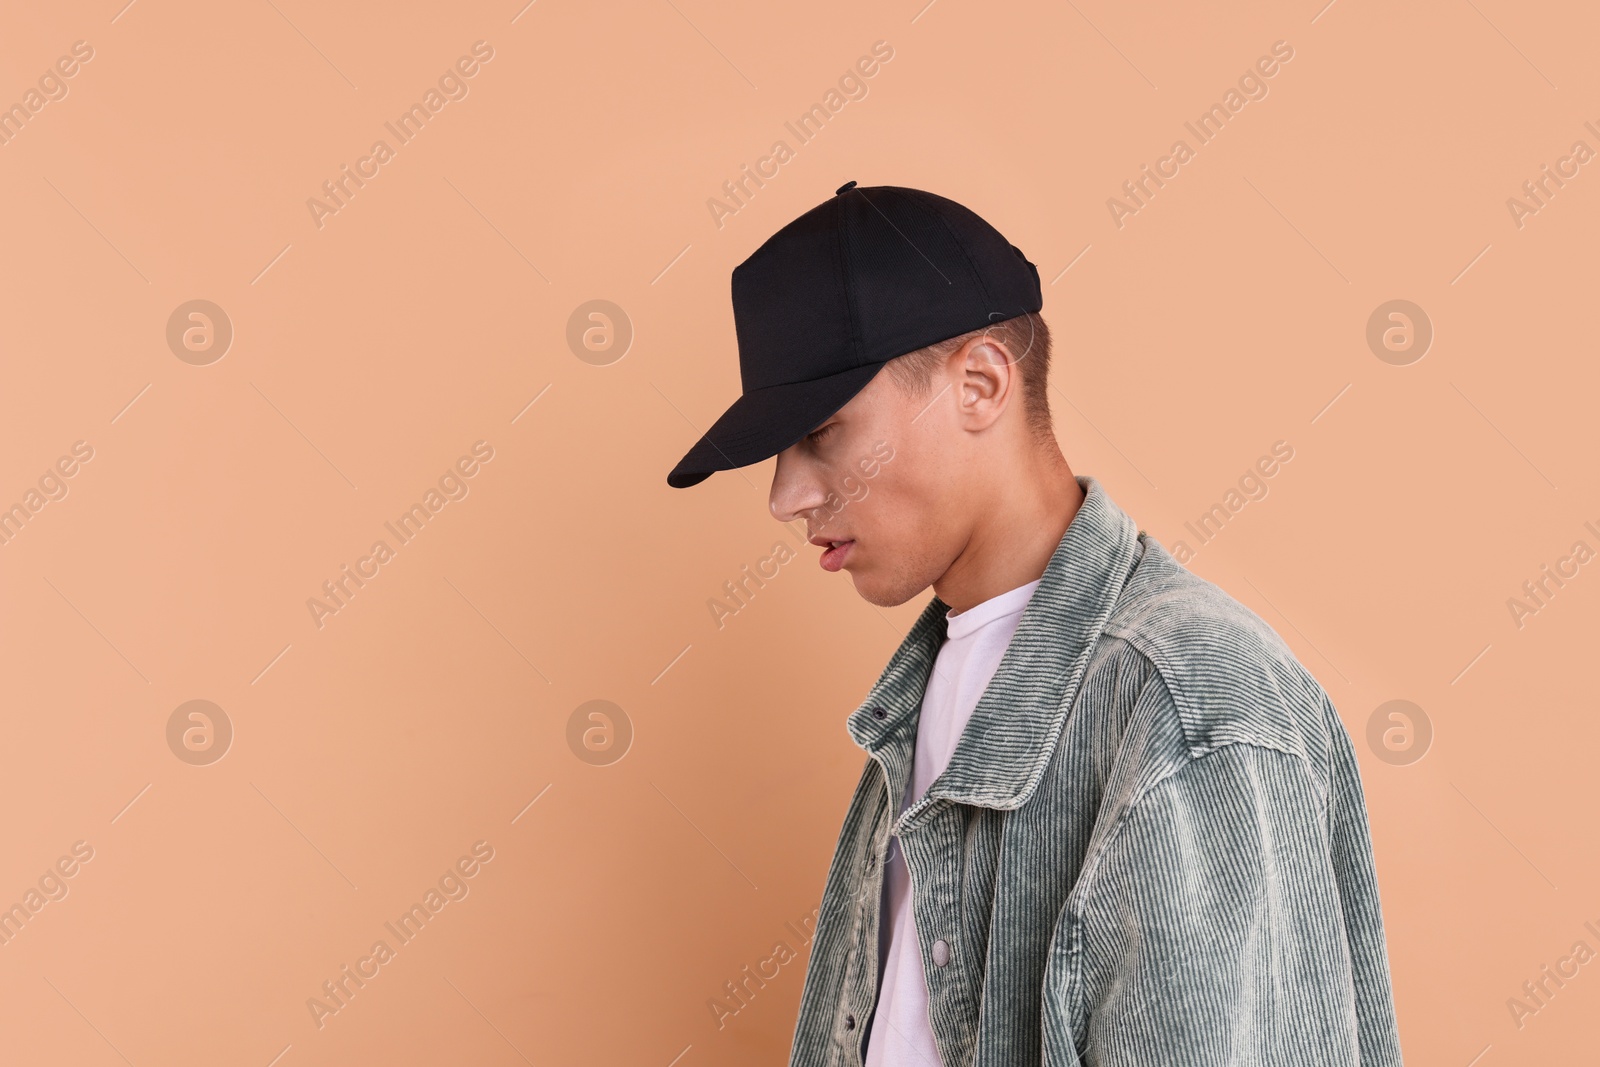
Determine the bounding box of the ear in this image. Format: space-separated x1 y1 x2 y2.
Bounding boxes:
953 336 1016 431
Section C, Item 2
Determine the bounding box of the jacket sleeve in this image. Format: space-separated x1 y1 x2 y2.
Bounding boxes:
1063 739 1403 1066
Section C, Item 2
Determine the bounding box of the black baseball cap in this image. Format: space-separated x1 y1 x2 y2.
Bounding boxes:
666 181 1043 489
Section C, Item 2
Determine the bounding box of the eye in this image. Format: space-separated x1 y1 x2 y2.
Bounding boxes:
807 423 837 444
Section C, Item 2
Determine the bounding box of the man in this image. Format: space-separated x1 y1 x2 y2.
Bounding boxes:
667 182 1404 1066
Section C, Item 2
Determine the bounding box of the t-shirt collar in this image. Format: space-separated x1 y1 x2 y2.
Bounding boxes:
943 579 1044 642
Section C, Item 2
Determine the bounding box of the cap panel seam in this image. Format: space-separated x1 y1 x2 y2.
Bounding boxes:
833 195 866 371
900 190 997 311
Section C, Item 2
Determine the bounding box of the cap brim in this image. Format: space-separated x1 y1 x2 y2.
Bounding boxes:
666 361 886 488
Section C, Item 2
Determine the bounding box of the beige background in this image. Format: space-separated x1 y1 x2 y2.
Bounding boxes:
1 0 1596 1063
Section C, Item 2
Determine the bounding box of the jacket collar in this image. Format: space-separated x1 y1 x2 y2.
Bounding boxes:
845 474 1141 819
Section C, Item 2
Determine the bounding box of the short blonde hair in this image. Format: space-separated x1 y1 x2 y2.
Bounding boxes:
881 311 1055 442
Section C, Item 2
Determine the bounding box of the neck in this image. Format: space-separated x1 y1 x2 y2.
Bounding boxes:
933 448 1084 615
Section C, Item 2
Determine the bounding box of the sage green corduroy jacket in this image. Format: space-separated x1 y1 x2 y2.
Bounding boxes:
787 475 1404 1067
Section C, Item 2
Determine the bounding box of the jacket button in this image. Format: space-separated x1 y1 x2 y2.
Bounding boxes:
845 1013 857 1030
871 706 887 720
932 939 951 967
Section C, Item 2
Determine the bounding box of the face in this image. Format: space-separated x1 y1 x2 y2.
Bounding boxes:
769 360 979 607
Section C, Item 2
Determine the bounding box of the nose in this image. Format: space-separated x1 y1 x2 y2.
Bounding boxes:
769 445 825 525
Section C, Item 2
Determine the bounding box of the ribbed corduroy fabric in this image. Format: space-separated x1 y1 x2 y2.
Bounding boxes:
786 474 1404 1067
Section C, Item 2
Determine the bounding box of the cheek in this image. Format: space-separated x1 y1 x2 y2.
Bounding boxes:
853 486 915 545
876 459 940 519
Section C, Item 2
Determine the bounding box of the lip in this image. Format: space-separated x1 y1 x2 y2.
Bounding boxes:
817 538 855 572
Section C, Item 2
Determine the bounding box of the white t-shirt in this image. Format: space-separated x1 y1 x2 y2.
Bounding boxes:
865 577 1043 1067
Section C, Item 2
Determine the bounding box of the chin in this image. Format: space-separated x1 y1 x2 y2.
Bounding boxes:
850 572 925 609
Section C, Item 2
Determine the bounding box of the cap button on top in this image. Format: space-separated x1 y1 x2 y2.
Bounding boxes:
836 180 858 195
